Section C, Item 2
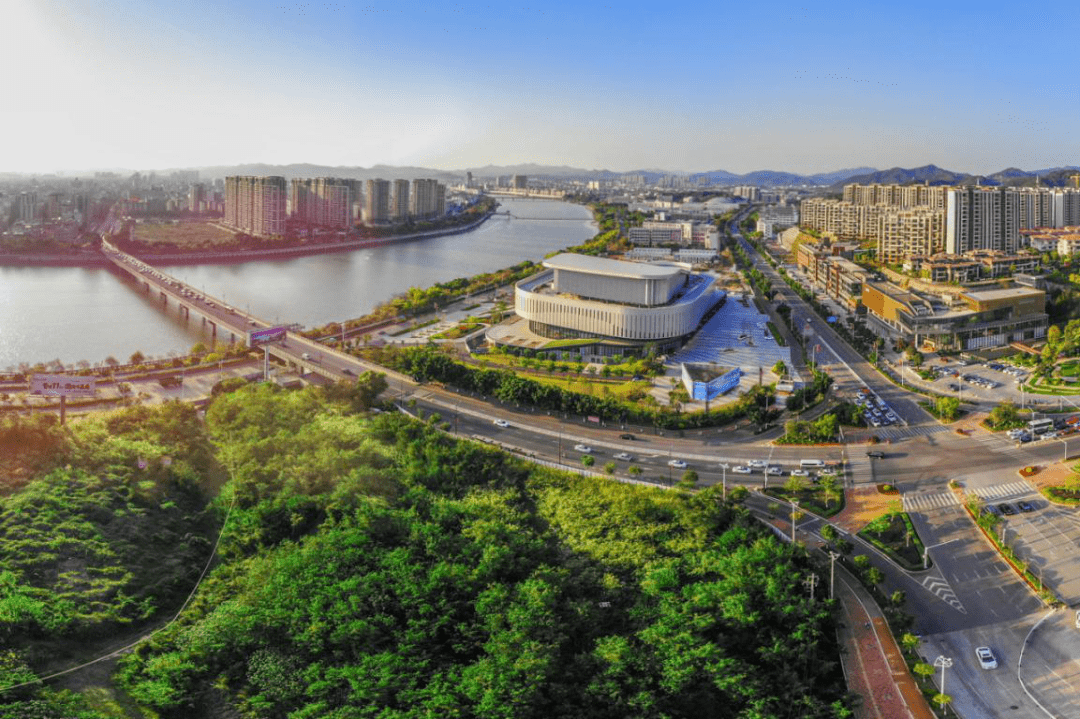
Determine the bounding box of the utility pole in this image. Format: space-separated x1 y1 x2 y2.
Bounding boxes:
790 499 800 543
804 572 818 601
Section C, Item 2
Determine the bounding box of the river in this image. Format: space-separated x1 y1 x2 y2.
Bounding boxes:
0 197 596 370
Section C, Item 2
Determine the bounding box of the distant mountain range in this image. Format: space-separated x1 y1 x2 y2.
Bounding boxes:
20 162 1080 189
829 164 1080 189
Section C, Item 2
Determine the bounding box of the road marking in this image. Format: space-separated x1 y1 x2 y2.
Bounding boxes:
919 572 966 613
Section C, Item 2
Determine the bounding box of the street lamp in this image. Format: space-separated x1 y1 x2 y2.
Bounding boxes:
790 499 800 543
933 655 953 702
719 462 729 501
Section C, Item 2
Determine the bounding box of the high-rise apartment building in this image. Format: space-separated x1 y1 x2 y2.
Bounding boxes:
410 178 445 219
512 175 527 190
391 179 410 221
365 179 391 223
224 176 287 237
188 183 206 213
290 178 358 228
878 207 944 263
15 192 38 223
945 187 1020 254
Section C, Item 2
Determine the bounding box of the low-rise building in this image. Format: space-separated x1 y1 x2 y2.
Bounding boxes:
861 282 1047 351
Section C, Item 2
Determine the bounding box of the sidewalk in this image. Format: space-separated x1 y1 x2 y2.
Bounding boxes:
834 565 937 719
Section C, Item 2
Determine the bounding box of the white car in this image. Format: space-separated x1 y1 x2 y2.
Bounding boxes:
975 646 998 670
668 459 688 469
746 459 768 469
574 444 593 454
493 419 510 428
613 452 634 461
790 469 809 477
766 466 783 476
732 465 753 475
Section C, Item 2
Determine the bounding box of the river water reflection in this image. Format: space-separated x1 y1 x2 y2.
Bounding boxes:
0 197 595 370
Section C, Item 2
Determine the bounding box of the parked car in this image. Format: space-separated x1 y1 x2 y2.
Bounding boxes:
975 646 998 670
998 503 1016 516
1017 499 1036 513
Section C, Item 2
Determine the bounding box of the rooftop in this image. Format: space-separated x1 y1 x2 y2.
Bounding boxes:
543 253 686 280
962 287 1044 301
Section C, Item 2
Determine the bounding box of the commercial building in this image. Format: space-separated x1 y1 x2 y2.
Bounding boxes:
861 282 1046 351
224 176 286 237
489 253 722 359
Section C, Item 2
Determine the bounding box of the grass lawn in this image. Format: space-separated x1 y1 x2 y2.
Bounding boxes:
132 221 236 248
1060 361 1080 378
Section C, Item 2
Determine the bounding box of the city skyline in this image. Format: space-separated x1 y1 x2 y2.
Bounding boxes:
7 0 1080 176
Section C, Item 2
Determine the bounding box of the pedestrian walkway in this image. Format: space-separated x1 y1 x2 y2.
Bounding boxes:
846 452 875 487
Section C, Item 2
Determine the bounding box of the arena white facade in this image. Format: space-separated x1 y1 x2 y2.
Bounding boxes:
493 253 723 357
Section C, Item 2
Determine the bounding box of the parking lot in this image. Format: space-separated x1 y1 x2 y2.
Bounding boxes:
998 497 1080 605
916 358 1028 402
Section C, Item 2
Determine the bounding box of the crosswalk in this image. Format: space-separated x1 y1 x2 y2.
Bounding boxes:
875 424 949 440
902 480 1036 512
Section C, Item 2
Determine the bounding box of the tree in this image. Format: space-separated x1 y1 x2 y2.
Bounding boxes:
772 359 787 377
627 465 642 477
581 454 595 467
677 470 698 490
989 401 1020 428
901 632 921 656
913 662 936 682
603 461 616 475
784 474 808 494
819 475 841 508
129 350 146 365
935 396 960 422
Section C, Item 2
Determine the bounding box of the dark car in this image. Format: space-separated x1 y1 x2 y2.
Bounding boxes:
342 368 354 376
981 504 1001 518
619 433 636 440
1017 500 1036 513
866 451 886 459
998 503 1017 516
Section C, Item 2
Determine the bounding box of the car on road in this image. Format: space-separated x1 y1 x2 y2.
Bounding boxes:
667 459 687 469
766 466 783 475
619 433 635 440
613 452 634 461
574 444 593 454
790 469 809 477
866 451 886 458
975 646 998 670
732 465 753 474
493 419 510 428
747 459 768 469
998 502 1016 516
1017 499 1036 513
341 368 354 376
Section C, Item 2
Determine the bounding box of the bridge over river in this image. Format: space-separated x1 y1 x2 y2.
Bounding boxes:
101 239 389 385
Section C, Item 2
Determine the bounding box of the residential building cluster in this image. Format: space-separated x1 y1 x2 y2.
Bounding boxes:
223 175 449 236
801 183 1080 263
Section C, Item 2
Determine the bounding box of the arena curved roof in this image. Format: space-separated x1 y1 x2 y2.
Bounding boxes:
542 253 685 280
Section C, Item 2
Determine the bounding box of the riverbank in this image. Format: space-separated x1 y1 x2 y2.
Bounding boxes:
0 209 496 267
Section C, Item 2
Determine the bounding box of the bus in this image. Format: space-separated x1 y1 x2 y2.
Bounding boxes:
1027 417 1054 435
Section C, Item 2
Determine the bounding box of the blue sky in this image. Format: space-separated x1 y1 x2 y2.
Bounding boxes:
6 0 1079 175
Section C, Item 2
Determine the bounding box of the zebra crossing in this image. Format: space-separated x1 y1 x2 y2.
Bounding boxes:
968 480 1037 502
873 424 949 440
902 480 1037 512
903 491 960 512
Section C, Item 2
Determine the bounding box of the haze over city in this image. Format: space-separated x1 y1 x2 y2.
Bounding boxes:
8 0 1079 176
